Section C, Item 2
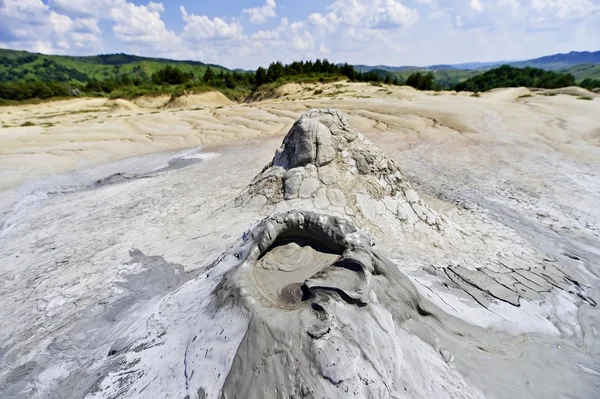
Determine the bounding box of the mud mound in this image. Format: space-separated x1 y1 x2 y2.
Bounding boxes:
132 95 170 108
545 86 597 97
105 99 140 112
36 109 599 399
165 92 233 109
214 210 478 398
247 82 318 102
483 87 532 101
236 108 446 231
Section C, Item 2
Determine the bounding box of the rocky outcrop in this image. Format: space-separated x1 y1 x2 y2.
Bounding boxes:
236 109 446 231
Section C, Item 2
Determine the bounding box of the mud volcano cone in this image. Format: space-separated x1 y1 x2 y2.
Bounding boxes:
236 108 447 231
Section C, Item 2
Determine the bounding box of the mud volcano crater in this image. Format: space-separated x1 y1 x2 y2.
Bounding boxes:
233 211 378 311
255 238 340 306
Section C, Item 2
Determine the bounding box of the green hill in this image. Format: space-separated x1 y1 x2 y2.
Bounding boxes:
0 49 228 84
561 64 600 81
388 69 479 89
455 65 576 92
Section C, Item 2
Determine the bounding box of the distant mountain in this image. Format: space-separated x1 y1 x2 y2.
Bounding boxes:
354 50 600 73
427 65 457 70
510 51 600 70
448 61 507 70
353 65 414 73
0 49 229 83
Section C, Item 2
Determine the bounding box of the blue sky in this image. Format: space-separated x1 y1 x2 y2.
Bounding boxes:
0 0 598 69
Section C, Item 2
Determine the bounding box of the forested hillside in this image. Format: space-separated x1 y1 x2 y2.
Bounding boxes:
0 49 225 83
455 66 578 92
0 49 597 104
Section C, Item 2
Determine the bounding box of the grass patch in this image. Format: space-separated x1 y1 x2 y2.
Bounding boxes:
71 108 103 114
20 121 36 126
519 94 533 98
471 93 481 98
314 88 323 95
577 96 593 100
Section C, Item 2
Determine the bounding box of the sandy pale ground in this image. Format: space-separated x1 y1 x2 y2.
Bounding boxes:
1 83 598 190
0 85 599 398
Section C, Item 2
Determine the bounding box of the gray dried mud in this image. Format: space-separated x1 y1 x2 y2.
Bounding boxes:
217 109 599 398
1 107 598 399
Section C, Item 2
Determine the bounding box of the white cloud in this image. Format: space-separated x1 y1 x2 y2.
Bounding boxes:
47 0 180 54
530 0 597 20
0 0 103 53
48 0 118 18
181 6 243 40
2 0 600 71
455 14 464 27
369 0 419 28
319 43 331 54
470 0 484 12
308 13 339 33
498 0 520 10
242 0 277 24
292 31 315 51
110 2 178 47
309 0 418 31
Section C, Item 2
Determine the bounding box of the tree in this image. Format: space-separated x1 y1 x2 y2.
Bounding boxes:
455 65 577 92
406 72 436 90
267 61 284 82
255 67 267 86
151 65 190 85
406 72 423 89
340 63 357 81
202 67 215 83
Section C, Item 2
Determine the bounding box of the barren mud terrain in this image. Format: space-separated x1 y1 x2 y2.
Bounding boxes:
0 84 598 398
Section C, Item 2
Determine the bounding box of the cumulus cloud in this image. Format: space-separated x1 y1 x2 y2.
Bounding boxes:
110 2 178 47
470 0 484 12
530 0 598 22
292 31 315 51
319 43 331 54
181 6 243 40
0 0 102 53
49 0 179 54
242 0 277 24
498 0 520 10
368 0 419 28
2 0 600 70
308 0 418 31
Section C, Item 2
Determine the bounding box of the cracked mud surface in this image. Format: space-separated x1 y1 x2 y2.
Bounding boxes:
1 89 599 399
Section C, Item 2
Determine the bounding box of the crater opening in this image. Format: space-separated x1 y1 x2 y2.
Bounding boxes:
253 238 341 308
